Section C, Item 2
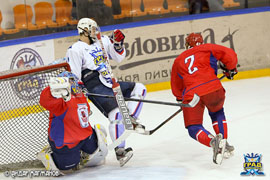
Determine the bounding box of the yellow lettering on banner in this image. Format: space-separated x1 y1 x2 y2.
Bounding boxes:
17 79 39 92
33 79 39 87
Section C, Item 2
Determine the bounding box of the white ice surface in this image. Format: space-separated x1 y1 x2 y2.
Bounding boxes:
1 77 270 180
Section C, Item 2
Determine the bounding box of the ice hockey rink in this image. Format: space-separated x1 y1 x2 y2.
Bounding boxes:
1 77 270 180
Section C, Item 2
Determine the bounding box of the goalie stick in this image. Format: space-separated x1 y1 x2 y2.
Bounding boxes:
85 92 200 107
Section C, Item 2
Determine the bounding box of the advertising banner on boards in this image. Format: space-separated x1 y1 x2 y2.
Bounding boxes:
0 40 54 110
52 11 269 85
0 40 55 72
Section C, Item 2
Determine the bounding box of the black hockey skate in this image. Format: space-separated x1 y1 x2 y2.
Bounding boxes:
115 147 133 167
210 133 226 165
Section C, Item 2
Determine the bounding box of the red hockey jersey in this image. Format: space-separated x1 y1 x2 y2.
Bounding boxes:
40 87 93 149
171 43 238 101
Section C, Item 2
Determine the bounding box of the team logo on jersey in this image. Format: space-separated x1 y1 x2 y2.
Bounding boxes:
240 153 265 176
89 47 105 65
10 48 44 100
77 104 89 128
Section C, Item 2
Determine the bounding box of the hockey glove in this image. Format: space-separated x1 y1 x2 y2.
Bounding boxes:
110 29 125 53
176 98 182 104
219 62 238 80
223 68 238 80
219 62 227 71
96 63 113 84
49 77 71 101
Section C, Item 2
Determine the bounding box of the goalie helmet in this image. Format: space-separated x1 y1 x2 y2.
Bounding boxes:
77 18 100 42
58 71 82 94
185 33 203 49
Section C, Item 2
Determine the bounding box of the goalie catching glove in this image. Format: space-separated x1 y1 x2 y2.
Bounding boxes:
110 29 125 53
49 77 71 102
49 71 84 101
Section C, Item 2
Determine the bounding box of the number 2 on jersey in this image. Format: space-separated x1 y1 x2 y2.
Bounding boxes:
185 55 198 74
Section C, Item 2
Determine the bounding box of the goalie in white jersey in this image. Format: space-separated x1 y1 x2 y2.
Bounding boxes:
66 18 147 166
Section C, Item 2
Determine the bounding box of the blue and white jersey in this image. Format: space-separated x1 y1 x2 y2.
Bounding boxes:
66 35 126 88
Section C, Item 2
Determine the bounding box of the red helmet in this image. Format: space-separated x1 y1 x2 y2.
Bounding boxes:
185 33 203 49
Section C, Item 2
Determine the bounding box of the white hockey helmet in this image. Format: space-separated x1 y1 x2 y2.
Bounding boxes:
77 18 100 40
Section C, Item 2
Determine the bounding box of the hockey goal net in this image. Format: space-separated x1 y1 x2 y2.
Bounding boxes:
0 63 70 171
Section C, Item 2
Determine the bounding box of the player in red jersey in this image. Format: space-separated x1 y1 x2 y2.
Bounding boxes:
37 71 108 174
171 33 238 164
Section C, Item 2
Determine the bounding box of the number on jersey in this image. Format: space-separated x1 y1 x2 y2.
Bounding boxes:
185 55 198 74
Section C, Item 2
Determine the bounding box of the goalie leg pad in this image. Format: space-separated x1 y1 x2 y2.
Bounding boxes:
94 124 108 153
47 139 87 171
37 145 80 175
36 145 62 172
82 124 108 167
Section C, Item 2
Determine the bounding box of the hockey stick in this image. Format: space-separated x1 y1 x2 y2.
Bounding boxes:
108 108 182 149
85 92 200 107
135 75 226 136
108 130 133 150
219 74 226 80
108 93 199 147
140 108 182 135
108 73 228 145
108 110 182 149
78 26 133 129
96 31 133 130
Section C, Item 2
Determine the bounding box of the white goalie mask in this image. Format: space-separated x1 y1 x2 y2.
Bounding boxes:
77 18 100 42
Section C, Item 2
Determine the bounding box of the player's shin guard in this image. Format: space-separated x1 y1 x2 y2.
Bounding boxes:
108 109 125 148
187 125 213 147
108 108 134 166
127 83 146 119
209 108 227 139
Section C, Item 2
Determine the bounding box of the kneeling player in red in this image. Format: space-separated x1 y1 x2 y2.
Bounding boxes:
171 33 238 164
38 71 108 174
